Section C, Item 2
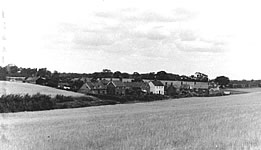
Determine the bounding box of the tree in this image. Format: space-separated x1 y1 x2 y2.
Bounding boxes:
37 68 51 77
101 69 113 78
132 72 142 82
156 71 168 80
195 72 209 82
113 71 122 78
121 72 130 78
214 76 230 88
0 66 7 80
46 71 60 88
148 72 156 80
6 64 18 75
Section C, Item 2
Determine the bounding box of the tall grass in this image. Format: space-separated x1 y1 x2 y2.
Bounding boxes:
2 89 261 149
0 94 54 113
0 93 118 113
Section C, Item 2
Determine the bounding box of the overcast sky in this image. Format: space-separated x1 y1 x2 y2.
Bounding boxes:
1 0 261 80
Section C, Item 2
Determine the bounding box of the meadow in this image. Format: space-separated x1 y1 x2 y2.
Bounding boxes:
0 81 85 97
1 88 261 149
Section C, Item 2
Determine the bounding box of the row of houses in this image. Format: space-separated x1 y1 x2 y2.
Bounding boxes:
78 78 209 96
228 80 261 88
5 76 209 96
78 80 152 95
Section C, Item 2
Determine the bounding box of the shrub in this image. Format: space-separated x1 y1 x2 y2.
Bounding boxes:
0 93 55 113
55 95 74 103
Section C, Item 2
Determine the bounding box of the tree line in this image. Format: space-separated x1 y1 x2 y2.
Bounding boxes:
0 64 209 82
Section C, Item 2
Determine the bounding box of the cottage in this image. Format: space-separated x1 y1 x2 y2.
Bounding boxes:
107 80 126 95
78 81 107 95
148 80 164 95
79 81 107 94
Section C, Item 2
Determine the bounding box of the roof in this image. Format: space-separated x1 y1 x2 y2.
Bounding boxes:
151 80 164 86
85 81 106 90
71 78 80 81
125 82 148 88
25 77 39 81
80 77 91 82
58 82 70 86
99 79 110 85
110 80 125 87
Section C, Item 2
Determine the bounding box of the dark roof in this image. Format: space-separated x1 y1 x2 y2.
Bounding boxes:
25 77 39 81
80 77 91 82
151 80 164 86
100 79 110 85
125 82 148 88
86 81 106 89
58 83 70 86
110 80 125 87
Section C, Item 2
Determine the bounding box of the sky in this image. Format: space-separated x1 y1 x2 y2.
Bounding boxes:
1 0 261 80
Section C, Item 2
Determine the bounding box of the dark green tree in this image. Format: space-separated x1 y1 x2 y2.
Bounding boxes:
156 71 168 80
214 76 230 88
113 71 122 78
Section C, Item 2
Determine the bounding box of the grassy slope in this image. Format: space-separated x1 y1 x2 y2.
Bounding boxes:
0 81 86 97
1 89 261 149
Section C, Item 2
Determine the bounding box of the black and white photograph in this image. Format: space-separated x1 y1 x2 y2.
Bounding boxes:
1 0 261 149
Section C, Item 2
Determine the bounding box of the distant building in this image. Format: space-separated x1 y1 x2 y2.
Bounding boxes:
107 80 126 95
99 79 110 86
101 78 120 81
100 77 133 83
24 77 39 84
228 80 261 88
58 83 71 90
151 80 209 90
148 80 164 95
36 77 48 85
78 81 107 95
121 78 133 83
79 77 91 83
6 76 26 82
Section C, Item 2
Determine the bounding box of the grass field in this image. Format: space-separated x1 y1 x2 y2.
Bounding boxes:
1 88 261 149
0 81 85 97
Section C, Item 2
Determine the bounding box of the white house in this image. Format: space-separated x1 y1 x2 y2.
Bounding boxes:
148 80 164 95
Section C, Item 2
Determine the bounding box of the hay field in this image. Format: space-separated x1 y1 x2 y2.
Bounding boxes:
0 81 85 97
1 88 261 149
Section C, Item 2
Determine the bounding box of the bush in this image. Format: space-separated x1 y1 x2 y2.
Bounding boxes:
87 93 167 103
0 93 55 113
0 92 168 113
55 95 74 103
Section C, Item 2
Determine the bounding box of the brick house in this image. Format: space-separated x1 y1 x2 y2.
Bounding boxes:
107 80 126 95
78 81 107 95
